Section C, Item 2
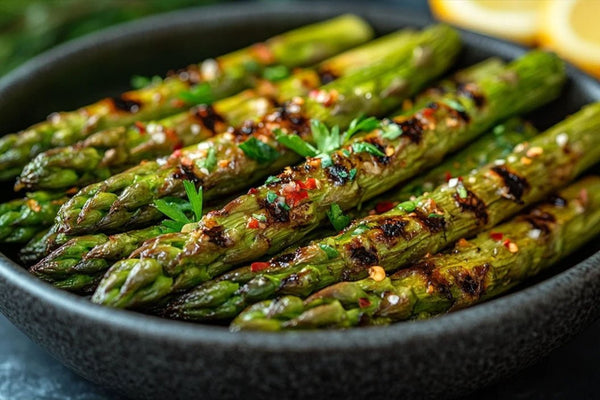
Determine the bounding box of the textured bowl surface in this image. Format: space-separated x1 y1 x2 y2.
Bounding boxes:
0 3 599 400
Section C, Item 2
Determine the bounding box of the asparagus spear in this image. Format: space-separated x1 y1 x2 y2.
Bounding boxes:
0 192 68 243
30 117 536 292
17 30 417 191
163 102 600 321
0 15 373 180
55 24 462 236
91 50 565 309
231 176 600 330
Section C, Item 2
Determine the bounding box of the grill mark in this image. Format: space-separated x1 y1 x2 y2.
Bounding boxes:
457 82 486 108
453 263 489 297
413 210 446 233
193 104 225 134
325 164 350 185
394 117 425 144
379 218 409 240
364 138 391 164
172 163 202 185
453 189 488 225
521 210 556 235
259 199 290 223
202 225 229 247
110 96 141 113
491 165 530 204
271 252 296 266
316 67 339 85
347 242 379 268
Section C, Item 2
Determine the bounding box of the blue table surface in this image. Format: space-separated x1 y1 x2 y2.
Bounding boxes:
1 1 599 398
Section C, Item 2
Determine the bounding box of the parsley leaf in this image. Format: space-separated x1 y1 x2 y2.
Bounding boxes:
239 137 279 163
327 203 351 231
153 180 204 233
179 82 213 105
349 168 357 180
397 200 416 213
441 98 466 112
201 147 217 172
266 191 278 203
275 129 318 157
319 244 339 259
352 142 385 157
311 119 341 154
342 116 380 143
262 65 290 81
381 122 403 140
183 181 203 222
265 176 281 185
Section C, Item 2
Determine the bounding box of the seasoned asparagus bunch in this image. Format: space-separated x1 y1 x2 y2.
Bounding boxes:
162 102 600 321
29 117 536 291
17 30 418 191
91 50 565 309
56 24 462 236
232 176 600 330
0 192 68 243
0 15 373 180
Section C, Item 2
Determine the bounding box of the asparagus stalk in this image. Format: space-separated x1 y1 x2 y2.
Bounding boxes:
0 192 68 243
55 24 462 236
91 50 565 309
163 102 600 321
17 30 417 191
0 15 373 180
30 117 536 292
231 176 600 330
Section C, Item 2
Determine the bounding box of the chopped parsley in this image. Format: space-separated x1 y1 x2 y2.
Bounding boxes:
239 137 279 163
457 184 468 199
349 168 357 180
200 147 217 172
351 142 385 157
266 191 278 203
381 122 403 140
397 200 416 213
252 213 267 222
265 176 281 185
327 203 351 231
342 116 380 143
319 244 339 259
351 223 370 235
274 129 318 157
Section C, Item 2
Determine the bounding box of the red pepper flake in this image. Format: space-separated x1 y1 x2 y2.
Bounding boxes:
247 218 260 229
502 239 511 248
171 149 183 158
298 178 317 190
358 298 371 308
285 189 308 207
172 98 186 108
134 121 146 135
458 176 463 182
250 262 271 272
422 107 435 118
247 187 259 195
445 171 452 182
172 141 183 151
490 232 503 241
375 201 395 214
251 43 275 64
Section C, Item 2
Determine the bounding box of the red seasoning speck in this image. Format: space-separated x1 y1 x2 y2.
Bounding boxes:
250 262 271 272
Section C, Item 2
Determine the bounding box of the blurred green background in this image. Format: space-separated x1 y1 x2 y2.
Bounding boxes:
0 0 221 76
0 0 430 78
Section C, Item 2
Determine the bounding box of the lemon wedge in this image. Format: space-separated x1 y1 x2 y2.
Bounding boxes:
429 0 542 44
539 0 600 78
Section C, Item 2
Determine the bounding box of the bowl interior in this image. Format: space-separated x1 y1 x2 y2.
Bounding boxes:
0 3 599 399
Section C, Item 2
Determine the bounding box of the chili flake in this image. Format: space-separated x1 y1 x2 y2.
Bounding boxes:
358 298 371 308
490 232 503 241
250 262 271 272
375 201 395 214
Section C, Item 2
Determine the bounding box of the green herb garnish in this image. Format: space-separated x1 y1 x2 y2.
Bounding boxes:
266 191 278 204
201 147 217 172
397 200 416 213
319 244 339 259
352 142 385 157
351 223 370 236
265 176 281 185
274 129 318 157
252 213 267 222
153 180 203 232
349 168 357 180
342 116 380 143
327 203 351 231
239 137 279 163
457 184 468 199
381 122 403 140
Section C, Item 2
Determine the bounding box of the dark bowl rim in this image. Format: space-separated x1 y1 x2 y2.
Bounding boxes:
1 0 599 352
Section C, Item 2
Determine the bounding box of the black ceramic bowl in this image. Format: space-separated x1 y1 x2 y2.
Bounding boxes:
0 3 599 400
